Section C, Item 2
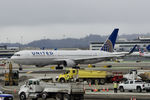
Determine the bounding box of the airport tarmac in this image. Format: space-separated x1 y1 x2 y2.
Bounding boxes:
1 61 150 100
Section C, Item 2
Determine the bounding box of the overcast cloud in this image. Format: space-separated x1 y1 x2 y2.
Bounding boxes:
0 0 150 43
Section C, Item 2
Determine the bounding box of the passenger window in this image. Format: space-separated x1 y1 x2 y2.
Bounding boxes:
65 71 69 74
125 81 129 84
28 80 32 85
130 81 133 84
33 81 36 85
73 70 75 73
66 71 69 74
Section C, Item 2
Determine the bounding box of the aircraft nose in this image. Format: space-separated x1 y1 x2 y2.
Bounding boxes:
10 56 19 63
11 55 17 61
10 56 15 60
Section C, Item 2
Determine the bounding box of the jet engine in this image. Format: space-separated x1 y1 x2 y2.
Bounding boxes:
63 59 76 67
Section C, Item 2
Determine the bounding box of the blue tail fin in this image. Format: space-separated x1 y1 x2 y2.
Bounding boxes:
146 45 150 51
129 45 137 54
101 28 119 52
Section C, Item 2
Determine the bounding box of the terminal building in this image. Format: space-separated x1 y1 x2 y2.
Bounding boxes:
90 37 150 52
0 45 19 58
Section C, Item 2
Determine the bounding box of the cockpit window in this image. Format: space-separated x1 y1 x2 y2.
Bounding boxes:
14 54 21 56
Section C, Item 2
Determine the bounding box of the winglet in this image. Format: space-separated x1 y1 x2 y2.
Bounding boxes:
129 45 137 54
101 28 119 52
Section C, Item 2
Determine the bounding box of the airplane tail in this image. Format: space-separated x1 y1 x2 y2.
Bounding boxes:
146 45 150 51
128 45 137 54
101 28 119 52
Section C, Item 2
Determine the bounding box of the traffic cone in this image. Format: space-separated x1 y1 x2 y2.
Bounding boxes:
130 97 136 100
93 89 97 92
133 97 136 100
14 89 16 93
89 83 91 87
106 88 109 92
102 87 105 92
93 85 97 92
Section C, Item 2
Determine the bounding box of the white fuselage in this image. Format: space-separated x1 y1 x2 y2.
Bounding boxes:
11 29 120 67
11 50 118 67
140 52 150 57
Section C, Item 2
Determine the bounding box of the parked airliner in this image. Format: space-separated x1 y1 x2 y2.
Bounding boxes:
11 28 133 69
126 45 150 57
138 46 150 57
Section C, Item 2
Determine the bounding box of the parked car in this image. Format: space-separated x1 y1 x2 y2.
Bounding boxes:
0 91 13 100
119 80 145 92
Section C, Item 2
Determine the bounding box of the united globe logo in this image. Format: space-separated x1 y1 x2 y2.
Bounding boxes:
101 40 113 52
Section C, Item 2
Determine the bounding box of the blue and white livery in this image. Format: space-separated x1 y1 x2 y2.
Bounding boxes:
11 28 132 68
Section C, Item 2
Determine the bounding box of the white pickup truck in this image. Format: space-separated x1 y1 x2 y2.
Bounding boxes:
19 79 85 100
119 80 146 92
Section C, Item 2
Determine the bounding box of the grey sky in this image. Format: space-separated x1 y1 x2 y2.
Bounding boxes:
0 0 150 43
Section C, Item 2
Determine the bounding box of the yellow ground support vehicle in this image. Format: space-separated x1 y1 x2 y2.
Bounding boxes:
4 62 19 86
4 70 19 86
57 69 112 85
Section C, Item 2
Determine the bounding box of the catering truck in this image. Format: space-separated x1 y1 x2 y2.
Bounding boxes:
56 69 113 85
19 79 84 100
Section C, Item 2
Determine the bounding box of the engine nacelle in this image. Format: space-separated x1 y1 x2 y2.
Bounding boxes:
63 59 76 67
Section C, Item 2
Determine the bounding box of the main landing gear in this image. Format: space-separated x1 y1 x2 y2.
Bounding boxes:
19 64 23 70
55 65 63 70
55 65 80 70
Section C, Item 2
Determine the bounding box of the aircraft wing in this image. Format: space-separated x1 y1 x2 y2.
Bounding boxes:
70 45 137 64
74 55 124 63
44 45 136 66
54 54 124 64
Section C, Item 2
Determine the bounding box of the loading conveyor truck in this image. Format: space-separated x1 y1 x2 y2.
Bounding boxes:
56 69 113 85
19 79 84 100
